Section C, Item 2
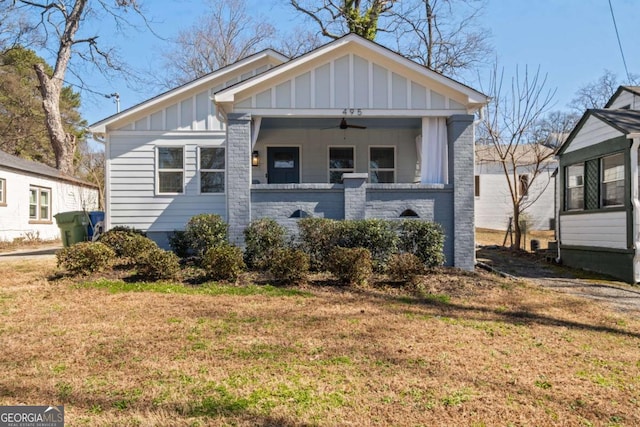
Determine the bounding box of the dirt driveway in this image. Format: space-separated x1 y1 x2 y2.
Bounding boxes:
476 246 640 316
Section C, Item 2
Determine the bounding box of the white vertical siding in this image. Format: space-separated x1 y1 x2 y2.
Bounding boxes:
564 116 624 153
0 168 98 241
108 135 226 232
607 91 640 110
560 211 627 249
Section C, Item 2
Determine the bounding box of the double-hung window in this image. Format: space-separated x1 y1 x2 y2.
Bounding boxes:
566 164 584 210
0 178 5 206
329 147 354 183
601 153 625 207
369 147 395 183
29 186 51 221
157 147 184 194
199 147 225 193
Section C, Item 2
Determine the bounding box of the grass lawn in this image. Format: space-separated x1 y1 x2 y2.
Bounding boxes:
1 259 639 426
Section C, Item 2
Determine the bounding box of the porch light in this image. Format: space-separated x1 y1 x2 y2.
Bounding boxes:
251 150 260 167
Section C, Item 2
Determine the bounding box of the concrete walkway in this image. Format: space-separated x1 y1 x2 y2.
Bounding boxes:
0 244 61 261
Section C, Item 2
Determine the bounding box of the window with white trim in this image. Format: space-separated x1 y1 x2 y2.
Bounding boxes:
0 178 5 205
157 146 184 194
369 146 395 183
29 186 51 221
565 163 584 210
329 146 354 183
199 146 225 193
601 153 625 207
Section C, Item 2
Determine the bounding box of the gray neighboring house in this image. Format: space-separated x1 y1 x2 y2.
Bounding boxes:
89 34 489 270
556 86 640 282
0 149 99 241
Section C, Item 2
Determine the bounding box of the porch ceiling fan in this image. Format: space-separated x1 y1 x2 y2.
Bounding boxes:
324 117 367 130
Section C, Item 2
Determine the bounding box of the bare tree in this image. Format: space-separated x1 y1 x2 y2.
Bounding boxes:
570 69 640 112
289 0 396 40
2 0 149 175
273 26 324 59
530 110 580 149
388 0 492 77
479 64 556 250
77 139 105 209
160 0 276 86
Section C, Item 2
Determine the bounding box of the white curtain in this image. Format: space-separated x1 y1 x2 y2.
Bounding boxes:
251 116 262 149
418 117 448 184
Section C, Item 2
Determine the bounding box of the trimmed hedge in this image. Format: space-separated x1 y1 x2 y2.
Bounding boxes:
398 220 445 267
202 244 245 281
328 247 372 286
184 214 229 258
386 252 426 281
267 248 310 284
136 248 181 281
337 219 398 271
244 218 287 270
57 242 115 275
297 218 340 271
99 230 158 263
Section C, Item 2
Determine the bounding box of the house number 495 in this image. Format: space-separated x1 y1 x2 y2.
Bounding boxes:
342 108 363 116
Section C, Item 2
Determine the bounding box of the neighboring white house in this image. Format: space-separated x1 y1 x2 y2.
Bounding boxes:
0 149 99 241
89 34 489 270
475 143 557 231
556 86 640 282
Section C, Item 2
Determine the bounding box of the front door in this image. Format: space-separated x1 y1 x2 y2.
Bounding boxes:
267 147 300 184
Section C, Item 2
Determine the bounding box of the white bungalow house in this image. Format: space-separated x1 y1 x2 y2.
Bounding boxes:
0 149 99 241
475 143 557 231
556 86 640 282
89 34 489 270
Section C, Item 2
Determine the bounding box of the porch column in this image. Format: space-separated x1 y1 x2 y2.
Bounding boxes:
227 112 252 247
343 173 368 220
447 114 475 271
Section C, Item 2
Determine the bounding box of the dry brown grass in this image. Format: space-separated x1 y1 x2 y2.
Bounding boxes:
1 259 639 426
476 227 556 251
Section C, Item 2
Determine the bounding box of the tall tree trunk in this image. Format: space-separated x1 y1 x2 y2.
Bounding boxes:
425 0 433 69
34 63 76 175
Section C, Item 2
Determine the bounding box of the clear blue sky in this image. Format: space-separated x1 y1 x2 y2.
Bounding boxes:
76 0 640 126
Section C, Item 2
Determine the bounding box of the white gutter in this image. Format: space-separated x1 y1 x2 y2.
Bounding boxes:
630 137 640 282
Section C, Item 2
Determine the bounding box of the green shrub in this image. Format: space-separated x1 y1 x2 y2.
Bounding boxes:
168 230 190 258
386 253 426 281
297 218 341 271
184 214 228 258
328 247 372 286
398 220 445 267
244 218 287 270
268 248 310 284
57 242 115 275
99 231 158 263
202 244 245 281
337 219 398 271
108 225 147 237
135 248 181 281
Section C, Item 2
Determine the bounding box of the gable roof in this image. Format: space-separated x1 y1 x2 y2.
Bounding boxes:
604 86 640 108
556 108 640 155
89 49 289 133
215 33 489 110
0 149 97 188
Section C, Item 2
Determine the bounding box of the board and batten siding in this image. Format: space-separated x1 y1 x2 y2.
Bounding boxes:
108 134 226 232
607 91 640 110
115 63 275 133
560 211 627 249
234 53 468 112
563 116 623 154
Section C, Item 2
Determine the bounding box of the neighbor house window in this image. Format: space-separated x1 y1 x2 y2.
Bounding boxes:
519 174 530 197
0 178 5 205
369 147 395 183
329 147 354 183
29 186 50 221
566 163 584 210
199 147 225 193
601 153 625 207
157 146 184 194
474 175 480 197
